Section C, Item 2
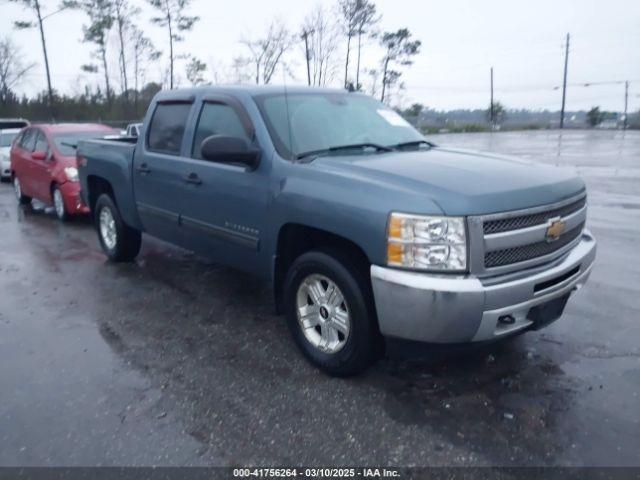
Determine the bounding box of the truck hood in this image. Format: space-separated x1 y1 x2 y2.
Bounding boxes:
309 147 585 216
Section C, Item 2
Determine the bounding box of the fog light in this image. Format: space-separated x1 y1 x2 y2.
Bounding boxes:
498 314 515 325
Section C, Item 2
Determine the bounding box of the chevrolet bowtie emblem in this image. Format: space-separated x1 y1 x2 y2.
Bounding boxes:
546 218 566 242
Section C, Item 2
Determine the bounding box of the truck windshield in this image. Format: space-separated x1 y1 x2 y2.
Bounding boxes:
254 92 426 160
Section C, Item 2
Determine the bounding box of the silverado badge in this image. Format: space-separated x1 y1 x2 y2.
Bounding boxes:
545 218 566 242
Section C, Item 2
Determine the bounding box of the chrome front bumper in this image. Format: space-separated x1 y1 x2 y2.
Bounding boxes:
370 230 596 343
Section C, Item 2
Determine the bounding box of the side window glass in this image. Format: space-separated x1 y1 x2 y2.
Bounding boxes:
12 131 24 148
192 103 251 159
34 132 49 154
20 129 37 151
147 103 192 155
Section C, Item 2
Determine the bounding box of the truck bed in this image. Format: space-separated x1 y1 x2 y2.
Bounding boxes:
77 137 141 229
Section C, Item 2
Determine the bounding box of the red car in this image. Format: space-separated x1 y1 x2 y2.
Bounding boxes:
10 123 117 221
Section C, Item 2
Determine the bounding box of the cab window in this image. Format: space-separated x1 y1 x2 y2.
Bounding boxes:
192 102 251 160
147 103 192 155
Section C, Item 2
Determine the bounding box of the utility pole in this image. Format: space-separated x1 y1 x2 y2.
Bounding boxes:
490 67 494 129
560 33 570 129
301 29 313 86
623 80 629 130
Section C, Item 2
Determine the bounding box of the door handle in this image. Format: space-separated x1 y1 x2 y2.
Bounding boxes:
136 163 151 174
183 173 202 185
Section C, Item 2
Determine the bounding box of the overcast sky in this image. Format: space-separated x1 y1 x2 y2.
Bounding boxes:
1 0 639 111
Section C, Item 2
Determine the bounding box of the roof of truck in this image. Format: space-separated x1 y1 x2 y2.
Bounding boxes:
154 84 361 102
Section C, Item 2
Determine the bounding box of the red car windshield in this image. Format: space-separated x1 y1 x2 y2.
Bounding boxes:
53 131 113 156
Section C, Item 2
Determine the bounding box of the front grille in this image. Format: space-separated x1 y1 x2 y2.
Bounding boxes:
483 196 586 235
484 222 584 268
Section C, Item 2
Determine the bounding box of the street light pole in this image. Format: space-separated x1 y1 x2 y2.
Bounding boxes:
560 33 570 129
301 30 313 86
623 81 629 130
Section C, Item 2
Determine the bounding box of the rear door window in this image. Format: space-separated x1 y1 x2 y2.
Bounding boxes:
147 103 192 155
191 103 251 159
19 129 37 152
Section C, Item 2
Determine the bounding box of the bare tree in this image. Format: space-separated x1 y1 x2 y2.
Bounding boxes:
241 20 294 85
147 0 199 89
64 0 115 103
364 67 379 97
9 0 60 109
301 5 340 87
185 56 207 85
338 0 359 88
353 0 379 89
111 0 139 98
229 56 253 84
379 28 421 103
131 27 160 113
0 36 36 103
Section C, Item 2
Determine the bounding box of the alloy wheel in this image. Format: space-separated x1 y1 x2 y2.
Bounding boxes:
53 188 65 219
99 207 117 250
296 274 351 354
13 177 21 201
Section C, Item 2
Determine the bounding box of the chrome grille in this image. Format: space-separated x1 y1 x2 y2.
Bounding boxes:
469 193 588 275
483 197 586 234
484 222 584 268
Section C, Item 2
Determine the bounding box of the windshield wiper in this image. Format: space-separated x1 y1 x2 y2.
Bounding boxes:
296 143 393 160
61 142 78 150
389 140 434 150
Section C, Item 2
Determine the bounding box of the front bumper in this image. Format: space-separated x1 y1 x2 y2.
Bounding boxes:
60 181 90 215
371 230 596 343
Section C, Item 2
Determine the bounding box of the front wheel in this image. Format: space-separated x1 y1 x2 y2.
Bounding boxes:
94 194 141 262
283 250 382 376
13 176 31 205
52 185 68 222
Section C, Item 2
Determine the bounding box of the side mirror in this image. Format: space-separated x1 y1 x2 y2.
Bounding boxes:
32 150 47 161
200 135 260 170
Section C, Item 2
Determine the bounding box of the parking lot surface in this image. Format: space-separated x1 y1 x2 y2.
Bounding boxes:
0 129 638 466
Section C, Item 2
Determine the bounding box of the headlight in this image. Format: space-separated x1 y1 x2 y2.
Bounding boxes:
386 213 467 271
64 167 79 182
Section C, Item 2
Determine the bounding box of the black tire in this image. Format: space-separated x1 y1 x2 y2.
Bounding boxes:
94 193 141 262
13 176 31 205
52 185 69 222
283 250 383 376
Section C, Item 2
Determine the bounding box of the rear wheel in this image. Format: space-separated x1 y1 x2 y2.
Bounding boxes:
94 194 141 262
13 176 31 205
52 185 68 222
283 250 382 376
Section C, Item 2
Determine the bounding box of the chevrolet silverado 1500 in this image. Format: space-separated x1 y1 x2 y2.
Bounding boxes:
77 86 596 375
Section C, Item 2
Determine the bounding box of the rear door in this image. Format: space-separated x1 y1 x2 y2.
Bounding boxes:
30 130 53 202
175 96 270 273
14 128 37 195
133 99 194 245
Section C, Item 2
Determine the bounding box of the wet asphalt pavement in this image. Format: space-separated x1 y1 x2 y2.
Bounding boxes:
0 129 639 467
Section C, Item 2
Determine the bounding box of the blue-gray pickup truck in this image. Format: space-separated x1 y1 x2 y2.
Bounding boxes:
77 86 596 375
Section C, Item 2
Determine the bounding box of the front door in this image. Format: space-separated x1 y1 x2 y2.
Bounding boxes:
175 99 270 274
132 100 194 245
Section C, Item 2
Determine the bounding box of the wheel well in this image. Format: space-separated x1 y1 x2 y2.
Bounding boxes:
87 176 114 214
49 181 57 203
273 224 371 313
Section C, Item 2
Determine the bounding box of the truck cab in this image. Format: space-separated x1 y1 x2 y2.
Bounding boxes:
77 86 596 375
